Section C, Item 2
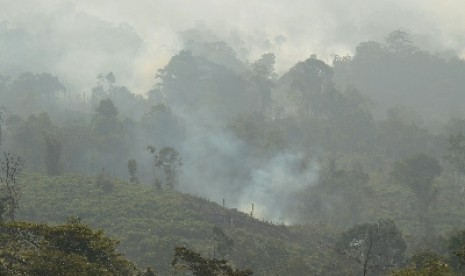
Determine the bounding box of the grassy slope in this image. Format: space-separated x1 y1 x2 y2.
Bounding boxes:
17 172 465 274
16 173 334 274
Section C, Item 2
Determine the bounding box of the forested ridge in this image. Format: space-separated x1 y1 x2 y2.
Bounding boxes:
2 28 465 275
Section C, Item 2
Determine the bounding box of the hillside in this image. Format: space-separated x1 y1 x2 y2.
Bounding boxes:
16 173 336 274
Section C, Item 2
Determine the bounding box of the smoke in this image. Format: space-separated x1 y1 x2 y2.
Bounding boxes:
239 152 319 223
1 0 465 94
176 124 319 222
2 0 465 221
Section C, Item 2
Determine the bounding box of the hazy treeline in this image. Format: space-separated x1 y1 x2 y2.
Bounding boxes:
1 28 465 227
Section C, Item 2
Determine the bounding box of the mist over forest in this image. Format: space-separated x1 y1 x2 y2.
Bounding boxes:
2 1 465 275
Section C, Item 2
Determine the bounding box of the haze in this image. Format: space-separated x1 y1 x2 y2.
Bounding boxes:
2 0 465 92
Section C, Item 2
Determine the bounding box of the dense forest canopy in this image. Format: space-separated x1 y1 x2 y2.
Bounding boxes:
2 1 465 274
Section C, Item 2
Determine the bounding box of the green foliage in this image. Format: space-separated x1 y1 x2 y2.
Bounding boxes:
392 153 442 194
0 220 139 275
447 229 465 272
445 133 465 174
147 145 182 190
213 226 235 258
96 98 119 119
11 112 54 171
2 72 66 116
283 55 333 118
127 159 139 184
44 133 62 176
5 33 465 275
96 171 114 194
391 154 442 225
335 219 407 275
392 250 454 276
172 246 252 276
15 173 338 275
301 159 372 226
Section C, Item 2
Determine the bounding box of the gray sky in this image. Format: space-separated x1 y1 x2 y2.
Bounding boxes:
1 0 465 93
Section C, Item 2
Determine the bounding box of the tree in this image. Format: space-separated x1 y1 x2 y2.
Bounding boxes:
11 112 54 171
96 170 114 194
302 159 372 226
92 99 121 140
156 147 182 190
447 229 465 273
0 220 140 275
147 145 159 189
155 50 251 123
4 73 66 116
385 30 416 53
141 104 184 149
147 145 182 190
391 153 442 235
172 246 252 276
127 159 139 184
91 98 128 168
251 53 276 116
106 72 116 87
392 250 454 275
96 98 118 119
282 55 333 118
0 152 23 221
335 219 407 275
445 132 465 175
44 133 62 176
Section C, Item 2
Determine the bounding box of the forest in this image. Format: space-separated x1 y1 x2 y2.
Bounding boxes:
2 3 465 275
